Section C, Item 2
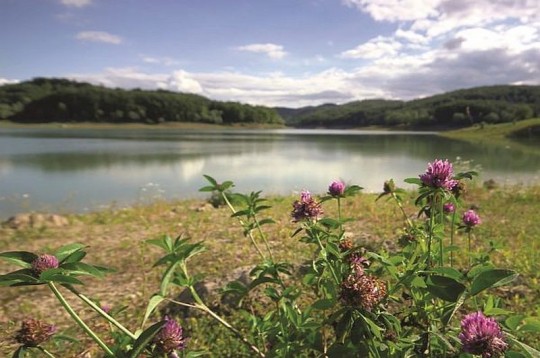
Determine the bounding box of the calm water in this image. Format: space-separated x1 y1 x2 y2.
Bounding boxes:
1 127 539 219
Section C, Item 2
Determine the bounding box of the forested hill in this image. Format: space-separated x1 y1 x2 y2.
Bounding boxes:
276 85 540 128
1 79 539 128
0 78 284 125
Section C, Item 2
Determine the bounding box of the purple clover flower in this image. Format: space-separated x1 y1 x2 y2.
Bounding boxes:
459 311 508 357
153 316 186 355
419 159 458 190
328 180 345 197
443 202 456 214
15 319 56 347
463 209 482 227
291 190 323 222
31 254 59 276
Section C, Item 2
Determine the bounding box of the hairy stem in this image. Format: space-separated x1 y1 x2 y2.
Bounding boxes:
48 282 114 357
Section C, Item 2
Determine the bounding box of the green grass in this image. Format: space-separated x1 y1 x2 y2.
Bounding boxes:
1 185 539 356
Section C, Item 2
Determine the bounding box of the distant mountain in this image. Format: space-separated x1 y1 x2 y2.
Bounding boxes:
275 85 540 128
0 78 284 126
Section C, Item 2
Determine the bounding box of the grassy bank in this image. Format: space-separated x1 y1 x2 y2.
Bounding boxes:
1 183 539 356
440 118 540 142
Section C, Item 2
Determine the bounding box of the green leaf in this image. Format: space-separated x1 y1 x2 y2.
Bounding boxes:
431 267 465 281
55 243 86 262
60 262 106 278
312 298 336 310
141 294 164 328
506 315 525 331
404 177 422 185
11 346 26 358
470 269 518 296
426 275 466 302
202 174 218 187
0 251 37 268
129 320 166 358
506 336 540 358
0 269 39 286
40 270 84 285
519 318 540 333
185 351 209 358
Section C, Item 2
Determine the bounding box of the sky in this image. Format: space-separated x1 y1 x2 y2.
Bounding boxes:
1 0 539 108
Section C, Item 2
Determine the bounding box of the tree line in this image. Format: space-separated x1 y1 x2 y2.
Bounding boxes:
277 85 540 128
0 78 284 125
1 78 539 128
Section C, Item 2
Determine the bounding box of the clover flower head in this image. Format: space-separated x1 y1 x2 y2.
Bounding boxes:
31 254 59 275
291 190 323 222
340 273 386 311
463 209 481 227
459 311 508 357
153 316 186 355
419 159 458 190
328 180 345 197
15 319 56 347
443 202 456 214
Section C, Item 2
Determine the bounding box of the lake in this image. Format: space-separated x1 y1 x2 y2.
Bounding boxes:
1 127 539 219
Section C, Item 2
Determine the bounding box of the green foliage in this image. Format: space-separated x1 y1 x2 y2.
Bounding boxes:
0 78 284 125
277 85 540 128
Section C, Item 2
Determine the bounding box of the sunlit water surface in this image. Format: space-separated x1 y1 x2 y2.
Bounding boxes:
1 127 539 219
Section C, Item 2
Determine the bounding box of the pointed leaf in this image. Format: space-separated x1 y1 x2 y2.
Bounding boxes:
470 269 518 296
202 174 218 187
55 243 86 262
0 251 37 268
129 320 166 358
426 275 466 302
404 177 422 185
11 346 26 358
141 294 165 328
60 262 105 278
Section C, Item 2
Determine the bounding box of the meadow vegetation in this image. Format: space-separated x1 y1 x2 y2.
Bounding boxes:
0 165 539 357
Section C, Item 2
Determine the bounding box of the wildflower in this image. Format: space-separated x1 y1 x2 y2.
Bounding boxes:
15 319 56 347
31 254 59 275
153 316 186 355
328 180 345 197
291 190 323 222
340 273 386 311
459 312 508 357
339 238 354 252
443 202 456 214
463 209 481 227
419 159 458 190
349 253 370 276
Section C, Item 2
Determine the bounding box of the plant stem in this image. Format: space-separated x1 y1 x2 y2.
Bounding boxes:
47 282 115 357
176 263 265 357
221 192 266 260
438 196 444 266
468 230 472 268
37 347 57 358
66 286 137 340
313 231 340 284
450 210 456 267
391 192 414 229
254 216 274 261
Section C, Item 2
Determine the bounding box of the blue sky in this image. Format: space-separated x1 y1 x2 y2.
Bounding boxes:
1 0 539 107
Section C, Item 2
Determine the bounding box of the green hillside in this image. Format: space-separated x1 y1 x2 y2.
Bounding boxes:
277 85 540 129
0 78 284 126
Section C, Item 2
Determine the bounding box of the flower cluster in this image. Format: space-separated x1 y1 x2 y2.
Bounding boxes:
15 319 56 347
153 316 187 356
463 209 482 227
340 273 387 311
420 159 458 190
291 191 323 222
459 312 508 357
31 254 59 275
328 180 345 197
443 202 456 214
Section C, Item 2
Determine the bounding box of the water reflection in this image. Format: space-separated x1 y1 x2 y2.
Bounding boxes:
0 128 538 218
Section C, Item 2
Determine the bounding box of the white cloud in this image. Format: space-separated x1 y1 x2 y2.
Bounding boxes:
76 31 123 45
141 56 180 66
165 70 203 93
0 78 19 86
343 0 440 22
60 0 92 8
340 36 402 59
237 43 287 59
